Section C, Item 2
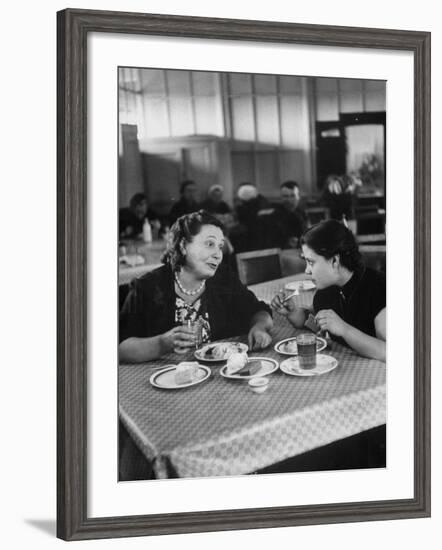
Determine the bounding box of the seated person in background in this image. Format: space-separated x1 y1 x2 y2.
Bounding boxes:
201 184 235 257
119 210 273 363
235 182 271 225
271 219 386 361
230 182 274 252
321 174 355 221
169 180 200 225
201 184 232 215
272 180 307 248
119 193 160 239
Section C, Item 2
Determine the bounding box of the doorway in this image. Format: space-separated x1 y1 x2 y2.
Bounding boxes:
316 111 386 191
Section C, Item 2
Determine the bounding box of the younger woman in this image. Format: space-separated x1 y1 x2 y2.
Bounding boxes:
272 219 386 361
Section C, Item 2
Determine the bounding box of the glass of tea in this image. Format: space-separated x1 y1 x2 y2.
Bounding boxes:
297 332 317 369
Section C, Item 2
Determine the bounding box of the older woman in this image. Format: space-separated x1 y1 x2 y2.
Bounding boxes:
272 219 386 361
120 210 273 363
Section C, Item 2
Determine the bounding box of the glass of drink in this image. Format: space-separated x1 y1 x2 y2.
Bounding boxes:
173 336 188 354
186 319 203 349
297 332 317 369
173 321 191 354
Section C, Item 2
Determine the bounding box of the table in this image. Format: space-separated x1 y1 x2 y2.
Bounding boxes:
119 240 166 286
119 278 386 479
119 247 307 287
249 273 315 307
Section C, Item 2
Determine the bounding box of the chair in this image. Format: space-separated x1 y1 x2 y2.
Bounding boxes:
355 208 386 235
357 233 386 245
305 206 330 227
235 248 282 285
359 244 386 273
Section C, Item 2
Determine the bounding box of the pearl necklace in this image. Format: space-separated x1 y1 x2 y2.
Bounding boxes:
174 273 205 296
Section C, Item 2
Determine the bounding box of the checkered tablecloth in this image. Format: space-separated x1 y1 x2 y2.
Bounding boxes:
119 298 386 479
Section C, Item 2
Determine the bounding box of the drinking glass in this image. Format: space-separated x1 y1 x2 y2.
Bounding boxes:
186 320 203 349
297 332 317 369
173 320 202 354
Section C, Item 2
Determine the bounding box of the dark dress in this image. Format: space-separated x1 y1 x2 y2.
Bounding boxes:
119 263 271 344
313 266 386 346
272 205 307 248
230 195 275 252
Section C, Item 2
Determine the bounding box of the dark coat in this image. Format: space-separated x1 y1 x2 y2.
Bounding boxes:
313 266 386 345
119 264 271 343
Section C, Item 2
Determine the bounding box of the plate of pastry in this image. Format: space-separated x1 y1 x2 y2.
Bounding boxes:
194 342 248 362
219 352 279 380
150 362 211 389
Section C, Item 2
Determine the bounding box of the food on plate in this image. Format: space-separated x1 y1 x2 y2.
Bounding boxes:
174 362 200 385
235 360 262 377
203 342 245 360
281 340 298 354
226 352 248 374
203 343 228 360
226 353 262 377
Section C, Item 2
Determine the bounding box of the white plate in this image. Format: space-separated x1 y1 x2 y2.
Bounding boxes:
284 280 316 292
274 336 327 356
194 342 248 362
280 354 338 377
150 364 211 389
220 357 279 380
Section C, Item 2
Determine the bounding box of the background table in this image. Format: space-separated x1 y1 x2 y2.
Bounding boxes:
249 273 315 308
119 240 165 286
119 247 308 286
119 302 386 479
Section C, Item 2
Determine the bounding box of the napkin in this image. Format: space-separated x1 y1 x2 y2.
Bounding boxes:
304 313 321 333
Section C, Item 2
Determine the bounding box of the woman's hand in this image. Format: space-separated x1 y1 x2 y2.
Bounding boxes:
271 290 297 317
315 309 348 338
248 325 272 350
160 326 196 353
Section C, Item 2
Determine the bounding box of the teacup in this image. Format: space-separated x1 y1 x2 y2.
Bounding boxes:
248 377 269 394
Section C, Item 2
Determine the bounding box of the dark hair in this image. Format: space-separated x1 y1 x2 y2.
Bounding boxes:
129 193 147 209
161 210 225 271
180 180 196 195
280 180 300 191
301 219 363 272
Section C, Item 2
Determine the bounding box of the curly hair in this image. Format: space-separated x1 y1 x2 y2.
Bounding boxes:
161 210 225 271
300 219 363 272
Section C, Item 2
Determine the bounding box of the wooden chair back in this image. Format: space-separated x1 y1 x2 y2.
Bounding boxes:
235 248 282 285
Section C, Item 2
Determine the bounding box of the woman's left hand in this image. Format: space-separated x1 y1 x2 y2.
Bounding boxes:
315 309 348 338
248 326 272 350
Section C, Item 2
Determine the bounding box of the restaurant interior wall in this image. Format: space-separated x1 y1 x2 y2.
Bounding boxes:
118 63 386 216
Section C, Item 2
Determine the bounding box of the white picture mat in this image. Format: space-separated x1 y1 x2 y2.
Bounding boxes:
88 32 414 518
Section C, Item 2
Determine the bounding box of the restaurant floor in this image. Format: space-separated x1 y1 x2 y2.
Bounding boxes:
118 422 386 481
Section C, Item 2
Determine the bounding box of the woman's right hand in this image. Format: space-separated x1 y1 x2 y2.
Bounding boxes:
160 326 196 353
271 290 297 317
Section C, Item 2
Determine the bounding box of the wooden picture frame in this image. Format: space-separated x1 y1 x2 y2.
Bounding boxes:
57 8 431 541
